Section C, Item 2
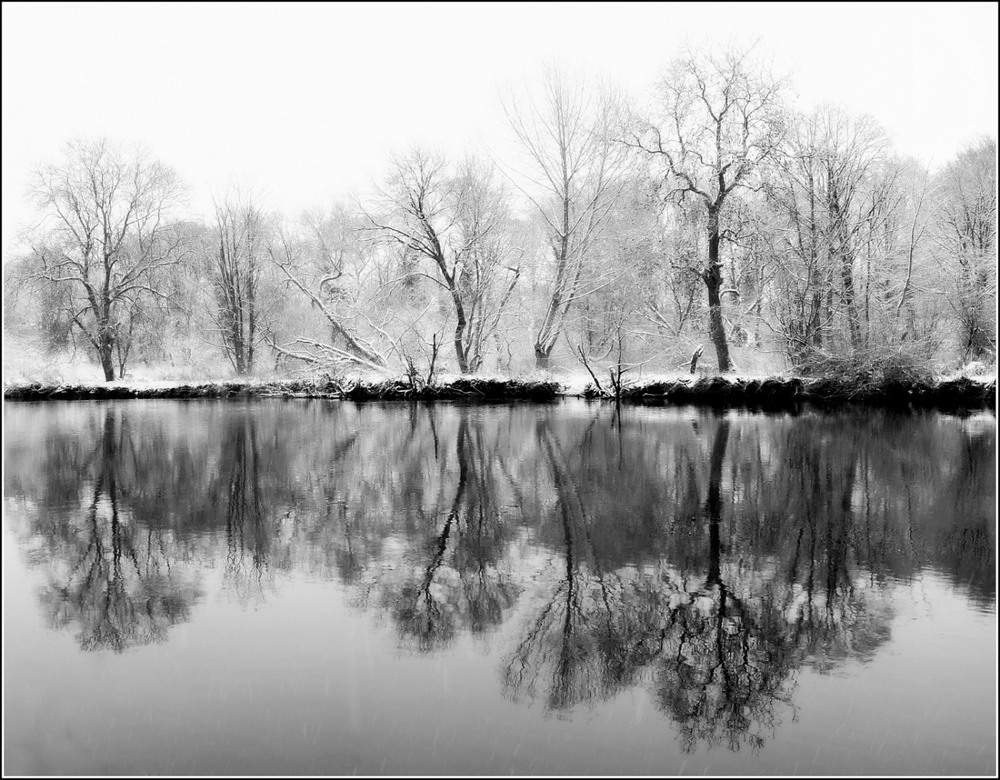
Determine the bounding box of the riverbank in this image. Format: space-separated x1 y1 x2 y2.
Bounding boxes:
613 375 996 410
1 377 563 402
3 374 995 410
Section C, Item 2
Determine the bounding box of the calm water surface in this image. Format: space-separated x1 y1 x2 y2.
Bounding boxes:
3 400 996 775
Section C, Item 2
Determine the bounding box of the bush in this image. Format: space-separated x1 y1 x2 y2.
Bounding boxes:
795 346 933 386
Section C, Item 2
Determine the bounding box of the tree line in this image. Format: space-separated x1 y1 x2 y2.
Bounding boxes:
4 47 996 381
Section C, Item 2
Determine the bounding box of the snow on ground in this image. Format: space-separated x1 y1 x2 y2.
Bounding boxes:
3 334 994 394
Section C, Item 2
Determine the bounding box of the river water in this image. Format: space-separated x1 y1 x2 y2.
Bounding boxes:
3 400 996 775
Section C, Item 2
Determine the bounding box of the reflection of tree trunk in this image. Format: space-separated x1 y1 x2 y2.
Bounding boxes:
32 407 198 652
225 418 268 584
101 409 131 595
100 409 136 648
827 459 855 602
69 409 147 650
428 415 469 582
804 454 820 625
538 420 591 709
400 414 470 647
553 504 578 710
701 417 744 746
539 422 586 584
705 418 731 586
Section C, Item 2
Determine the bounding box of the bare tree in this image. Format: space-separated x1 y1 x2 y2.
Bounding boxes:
451 163 523 373
208 192 273 374
569 174 677 379
24 138 187 380
267 219 392 373
813 108 893 352
632 46 785 372
763 116 832 364
767 108 919 366
504 67 628 369
932 137 997 362
365 149 520 374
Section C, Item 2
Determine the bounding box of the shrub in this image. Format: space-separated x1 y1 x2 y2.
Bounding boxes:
796 346 933 386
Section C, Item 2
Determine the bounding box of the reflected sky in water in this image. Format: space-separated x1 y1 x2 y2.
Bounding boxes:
3 400 996 775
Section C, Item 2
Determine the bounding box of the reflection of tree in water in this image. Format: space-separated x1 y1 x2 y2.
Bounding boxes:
5 402 993 746
922 418 995 606
777 434 893 674
498 417 798 750
498 413 906 753
652 418 797 753
221 416 274 606
502 419 664 713
374 410 522 652
38 409 198 652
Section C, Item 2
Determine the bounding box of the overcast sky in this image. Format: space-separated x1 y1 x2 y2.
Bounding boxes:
2 1 997 257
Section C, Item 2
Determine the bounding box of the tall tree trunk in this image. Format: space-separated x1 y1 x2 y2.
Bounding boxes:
99 326 116 382
247 260 257 374
810 292 824 349
705 206 732 372
232 314 246 375
809 176 823 352
451 291 470 374
840 251 860 351
534 344 553 370
454 336 469 373
830 195 860 351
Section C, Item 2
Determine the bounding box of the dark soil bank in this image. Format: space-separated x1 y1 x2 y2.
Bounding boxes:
3 375 995 410
2 378 562 403
612 375 996 411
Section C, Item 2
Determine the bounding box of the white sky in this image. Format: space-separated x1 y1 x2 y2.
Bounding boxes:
2 1 997 257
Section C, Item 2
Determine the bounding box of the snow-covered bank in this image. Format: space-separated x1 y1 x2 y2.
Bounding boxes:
614 374 996 410
1 377 562 402
3 374 995 410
